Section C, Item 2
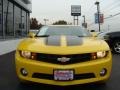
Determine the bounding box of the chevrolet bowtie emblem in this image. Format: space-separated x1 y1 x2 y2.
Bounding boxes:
57 57 71 62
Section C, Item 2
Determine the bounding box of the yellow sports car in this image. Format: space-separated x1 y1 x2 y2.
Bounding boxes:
15 25 112 86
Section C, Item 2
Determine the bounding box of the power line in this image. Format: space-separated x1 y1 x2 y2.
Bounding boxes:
103 4 120 14
102 1 120 14
84 1 120 28
88 12 120 27
104 12 120 20
82 1 106 22
83 0 108 16
84 4 94 15
102 1 117 11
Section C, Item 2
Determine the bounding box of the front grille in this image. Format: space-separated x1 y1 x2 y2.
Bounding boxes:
32 73 95 80
36 53 91 65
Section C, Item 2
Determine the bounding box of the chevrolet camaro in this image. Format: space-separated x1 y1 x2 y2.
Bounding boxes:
15 25 112 86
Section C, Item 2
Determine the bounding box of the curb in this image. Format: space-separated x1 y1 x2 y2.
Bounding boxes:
0 39 23 55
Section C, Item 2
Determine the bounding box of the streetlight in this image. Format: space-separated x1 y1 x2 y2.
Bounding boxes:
82 15 87 28
82 15 86 24
44 19 49 25
108 25 110 31
95 1 101 32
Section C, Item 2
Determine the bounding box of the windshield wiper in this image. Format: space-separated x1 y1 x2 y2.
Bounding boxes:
78 35 90 37
36 35 49 37
78 36 84 37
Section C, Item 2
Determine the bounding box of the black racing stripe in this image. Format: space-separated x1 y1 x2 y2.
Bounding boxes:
45 36 61 46
67 36 83 46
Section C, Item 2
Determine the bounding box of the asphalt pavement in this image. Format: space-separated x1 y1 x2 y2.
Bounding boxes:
0 51 120 90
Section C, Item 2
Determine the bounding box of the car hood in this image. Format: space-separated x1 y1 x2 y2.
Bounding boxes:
17 36 110 54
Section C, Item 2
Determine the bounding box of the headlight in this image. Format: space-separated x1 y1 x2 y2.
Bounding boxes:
91 51 107 59
20 51 31 59
20 51 37 59
97 51 107 58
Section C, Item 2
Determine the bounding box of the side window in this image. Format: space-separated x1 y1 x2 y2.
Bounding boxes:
104 33 111 39
37 26 48 36
0 0 2 36
0 0 1 25
0 13 1 24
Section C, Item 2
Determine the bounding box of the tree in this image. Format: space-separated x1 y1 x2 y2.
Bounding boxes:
53 20 67 25
30 18 42 29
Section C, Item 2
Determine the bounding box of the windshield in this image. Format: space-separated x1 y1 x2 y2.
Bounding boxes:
36 26 92 37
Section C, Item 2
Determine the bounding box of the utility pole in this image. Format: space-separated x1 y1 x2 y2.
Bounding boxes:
82 15 86 24
95 1 101 32
82 15 87 28
108 25 110 31
44 19 49 25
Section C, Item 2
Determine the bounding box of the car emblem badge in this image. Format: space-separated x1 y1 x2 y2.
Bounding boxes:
57 57 71 62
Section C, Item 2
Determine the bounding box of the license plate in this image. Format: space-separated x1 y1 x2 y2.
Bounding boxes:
54 69 74 81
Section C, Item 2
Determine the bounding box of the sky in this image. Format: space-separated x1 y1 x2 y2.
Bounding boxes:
31 0 120 31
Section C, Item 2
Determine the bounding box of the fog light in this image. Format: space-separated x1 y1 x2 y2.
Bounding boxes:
100 68 107 76
20 68 28 76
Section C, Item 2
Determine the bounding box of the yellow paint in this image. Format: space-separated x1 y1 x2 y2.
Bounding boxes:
15 36 112 86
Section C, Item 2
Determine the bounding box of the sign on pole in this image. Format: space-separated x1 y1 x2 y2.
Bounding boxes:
71 5 81 16
95 13 104 24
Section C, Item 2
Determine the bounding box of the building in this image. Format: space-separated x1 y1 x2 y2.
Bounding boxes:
0 0 32 39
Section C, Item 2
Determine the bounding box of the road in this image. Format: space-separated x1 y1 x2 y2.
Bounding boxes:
0 51 120 90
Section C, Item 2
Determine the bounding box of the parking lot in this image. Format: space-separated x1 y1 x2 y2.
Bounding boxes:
0 51 120 90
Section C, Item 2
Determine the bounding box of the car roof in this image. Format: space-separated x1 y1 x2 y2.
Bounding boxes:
102 30 120 33
98 30 120 35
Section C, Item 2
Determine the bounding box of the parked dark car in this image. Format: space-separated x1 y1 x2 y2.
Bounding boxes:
98 31 120 54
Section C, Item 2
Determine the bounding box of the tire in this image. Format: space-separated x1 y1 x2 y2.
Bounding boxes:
112 40 120 54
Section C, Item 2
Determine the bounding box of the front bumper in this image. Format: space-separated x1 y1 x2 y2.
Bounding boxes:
15 52 112 86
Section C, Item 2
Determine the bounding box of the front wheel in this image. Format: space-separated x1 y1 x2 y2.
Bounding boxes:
112 40 120 54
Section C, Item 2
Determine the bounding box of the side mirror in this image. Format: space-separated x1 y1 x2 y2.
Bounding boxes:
28 32 35 38
104 35 109 40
